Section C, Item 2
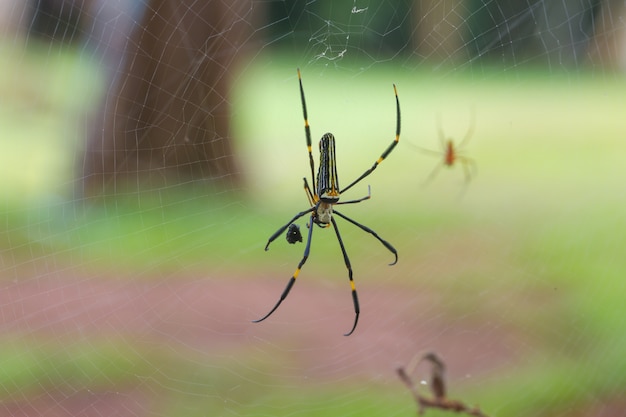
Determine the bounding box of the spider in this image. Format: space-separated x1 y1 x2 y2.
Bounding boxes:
418 112 477 186
253 68 400 336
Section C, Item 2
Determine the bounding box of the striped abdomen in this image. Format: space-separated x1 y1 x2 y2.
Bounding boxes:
317 133 340 203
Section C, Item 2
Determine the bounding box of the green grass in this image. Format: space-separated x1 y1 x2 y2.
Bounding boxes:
0 338 147 397
2 47 626 416
1 190 266 273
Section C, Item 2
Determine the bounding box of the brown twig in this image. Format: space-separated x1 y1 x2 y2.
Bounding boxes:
397 353 489 417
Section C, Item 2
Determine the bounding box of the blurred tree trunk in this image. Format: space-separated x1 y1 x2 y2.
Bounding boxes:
81 0 255 195
587 0 626 70
413 0 467 63
464 0 542 64
0 0 28 41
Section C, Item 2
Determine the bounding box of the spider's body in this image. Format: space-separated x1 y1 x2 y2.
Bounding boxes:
315 202 334 225
444 140 456 167
416 113 476 186
254 68 400 336
314 133 339 223
317 134 339 192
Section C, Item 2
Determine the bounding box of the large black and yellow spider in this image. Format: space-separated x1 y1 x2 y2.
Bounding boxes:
253 68 400 336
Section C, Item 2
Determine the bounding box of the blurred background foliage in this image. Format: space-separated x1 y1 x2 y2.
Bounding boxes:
1 1 625 416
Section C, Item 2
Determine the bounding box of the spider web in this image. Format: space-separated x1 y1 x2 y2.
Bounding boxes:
1 1 625 416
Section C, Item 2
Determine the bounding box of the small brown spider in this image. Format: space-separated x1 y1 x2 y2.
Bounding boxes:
417 111 477 186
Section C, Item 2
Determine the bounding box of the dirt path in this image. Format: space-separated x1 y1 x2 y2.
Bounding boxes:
0 265 517 416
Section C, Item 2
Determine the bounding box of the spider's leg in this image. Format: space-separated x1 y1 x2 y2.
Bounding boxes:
297 68 317 191
330 217 360 336
341 84 400 195
335 185 370 205
405 140 441 157
333 209 398 266
265 207 314 251
458 107 476 149
436 113 446 150
462 156 478 179
459 157 475 184
422 162 443 187
456 158 477 201
254 213 315 324
303 177 316 207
